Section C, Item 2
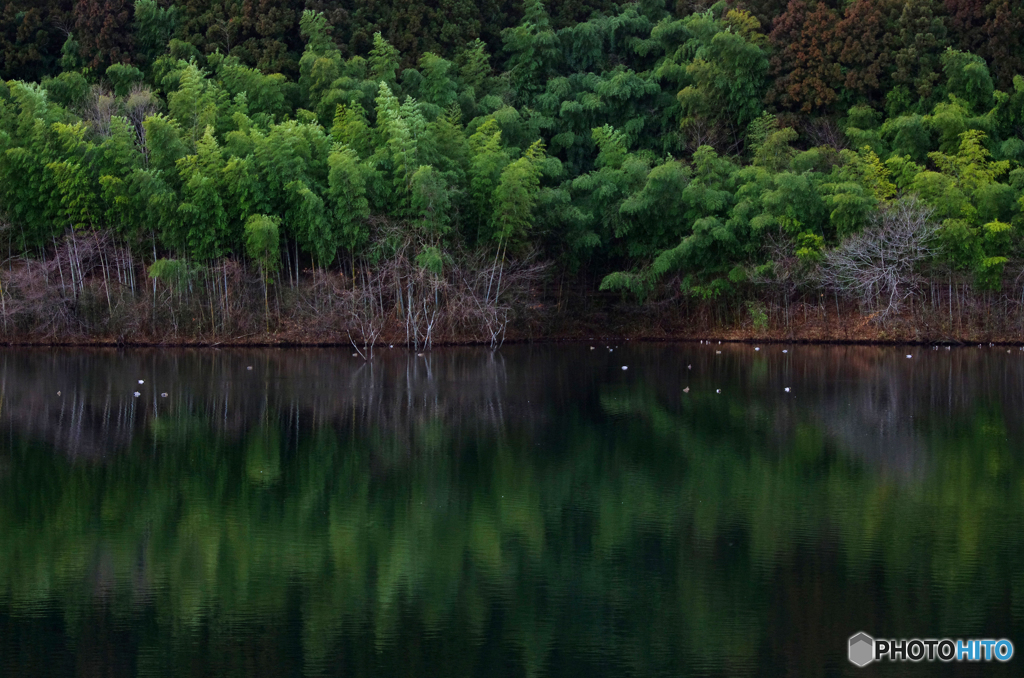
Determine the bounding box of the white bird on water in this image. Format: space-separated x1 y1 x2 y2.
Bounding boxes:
784 387 791 393
683 387 690 393
138 380 144 384
133 391 140 397
716 389 721 394
621 366 628 370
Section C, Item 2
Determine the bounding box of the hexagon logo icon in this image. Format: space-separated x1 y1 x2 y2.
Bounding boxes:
848 632 874 667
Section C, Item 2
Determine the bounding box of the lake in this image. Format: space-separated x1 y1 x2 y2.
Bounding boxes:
0 344 1021 676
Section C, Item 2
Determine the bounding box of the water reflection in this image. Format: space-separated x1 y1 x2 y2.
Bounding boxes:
0 344 1022 676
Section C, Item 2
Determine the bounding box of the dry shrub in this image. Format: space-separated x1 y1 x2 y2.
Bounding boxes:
822 198 938 319
0 222 550 346
802 117 847 150
682 117 728 154
286 220 549 351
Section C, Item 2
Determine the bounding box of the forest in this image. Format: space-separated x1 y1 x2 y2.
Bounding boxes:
2 0 1024 345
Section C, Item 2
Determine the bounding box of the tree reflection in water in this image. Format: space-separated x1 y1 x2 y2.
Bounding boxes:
0 345 1021 677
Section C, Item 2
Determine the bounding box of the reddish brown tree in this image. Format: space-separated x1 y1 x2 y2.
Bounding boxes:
73 0 135 69
944 0 988 55
767 0 844 113
946 0 1024 90
983 1 1024 89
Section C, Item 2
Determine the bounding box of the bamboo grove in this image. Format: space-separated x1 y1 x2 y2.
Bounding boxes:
3 0 1024 342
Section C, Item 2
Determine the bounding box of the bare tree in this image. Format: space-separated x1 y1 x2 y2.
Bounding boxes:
750 229 802 294
84 86 118 137
345 265 386 360
822 198 938 319
123 85 160 150
455 247 546 349
676 0 716 13
803 117 847 150
748 228 812 331
682 117 726 154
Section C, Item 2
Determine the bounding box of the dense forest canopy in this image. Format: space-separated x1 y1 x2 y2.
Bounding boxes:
2 0 1024 336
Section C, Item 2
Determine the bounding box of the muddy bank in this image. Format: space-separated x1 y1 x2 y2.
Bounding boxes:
2 245 1022 347
5 302 1024 347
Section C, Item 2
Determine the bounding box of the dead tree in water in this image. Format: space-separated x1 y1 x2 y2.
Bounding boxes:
346 265 386 360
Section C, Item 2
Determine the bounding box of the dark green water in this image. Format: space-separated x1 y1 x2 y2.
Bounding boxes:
0 344 1022 677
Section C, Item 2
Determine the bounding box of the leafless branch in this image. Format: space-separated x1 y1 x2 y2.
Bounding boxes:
822 197 937 319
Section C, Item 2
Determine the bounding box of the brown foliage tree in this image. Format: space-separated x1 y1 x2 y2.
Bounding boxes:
945 0 1024 90
73 0 135 70
767 0 843 113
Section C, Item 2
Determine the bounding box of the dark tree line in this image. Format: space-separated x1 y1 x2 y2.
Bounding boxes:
0 0 623 80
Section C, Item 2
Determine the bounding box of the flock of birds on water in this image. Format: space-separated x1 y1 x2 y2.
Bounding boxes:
49 340 1024 401
590 339 798 395
591 338 1024 397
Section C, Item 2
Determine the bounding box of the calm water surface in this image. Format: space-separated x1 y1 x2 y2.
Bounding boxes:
0 344 1022 676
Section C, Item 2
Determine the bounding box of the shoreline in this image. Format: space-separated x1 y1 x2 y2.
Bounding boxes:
3 287 1024 348
2 333 1022 348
